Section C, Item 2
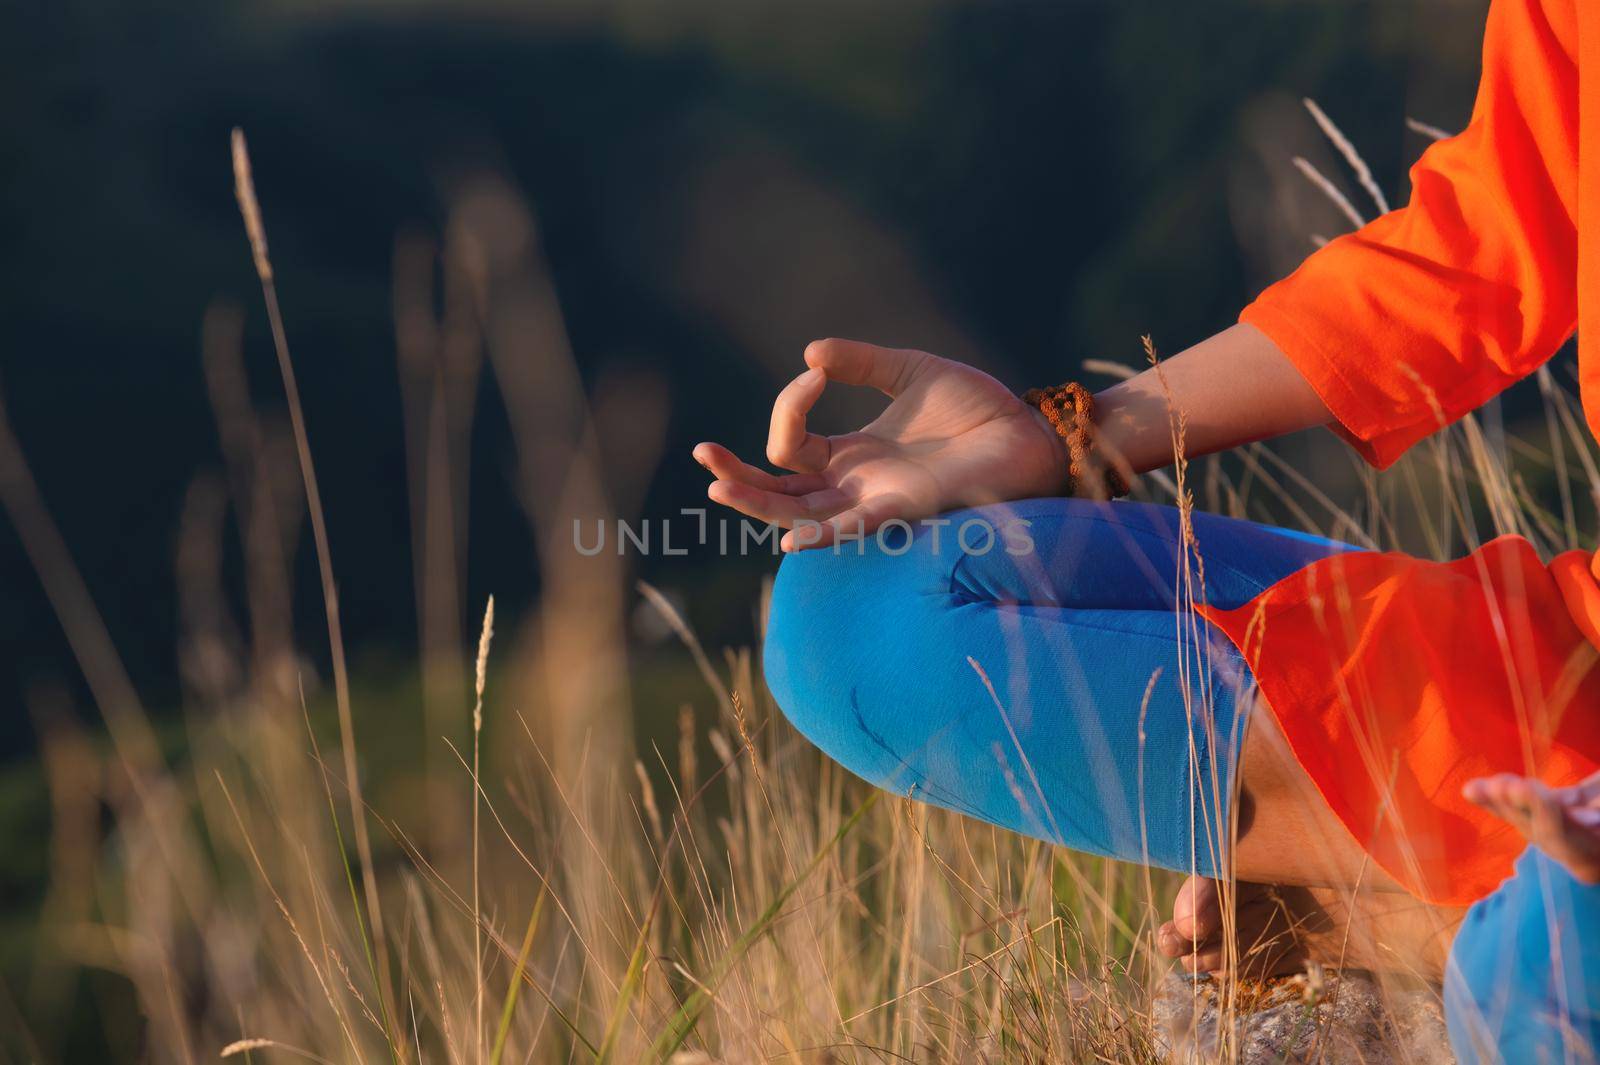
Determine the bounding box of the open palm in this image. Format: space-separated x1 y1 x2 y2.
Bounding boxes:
694 338 1068 551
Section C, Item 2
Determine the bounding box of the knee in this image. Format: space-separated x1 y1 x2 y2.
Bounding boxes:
762 539 945 781
762 548 829 694
763 547 875 742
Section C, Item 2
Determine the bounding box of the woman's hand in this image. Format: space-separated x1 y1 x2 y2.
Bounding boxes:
693 338 1068 551
1464 771 1600 884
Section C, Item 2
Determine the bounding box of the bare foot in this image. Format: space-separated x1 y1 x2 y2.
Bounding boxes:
1464 770 1600 884
1157 878 1329 978
1158 875 1465 983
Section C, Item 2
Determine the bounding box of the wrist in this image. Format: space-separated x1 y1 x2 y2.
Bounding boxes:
1021 381 1129 499
1089 384 1140 486
1027 405 1073 494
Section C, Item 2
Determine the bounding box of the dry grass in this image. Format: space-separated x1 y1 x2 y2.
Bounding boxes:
6 108 1597 1064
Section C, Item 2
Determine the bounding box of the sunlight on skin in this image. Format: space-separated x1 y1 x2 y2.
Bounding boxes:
695 324 1332 553
696 337 1069 553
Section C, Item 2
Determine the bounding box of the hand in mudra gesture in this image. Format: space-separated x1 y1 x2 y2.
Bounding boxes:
694 338 1069 552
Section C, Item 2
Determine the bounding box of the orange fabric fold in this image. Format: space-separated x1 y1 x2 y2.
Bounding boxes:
1551 549 1600 651
1240 0 1582 472
1199 538 1600 906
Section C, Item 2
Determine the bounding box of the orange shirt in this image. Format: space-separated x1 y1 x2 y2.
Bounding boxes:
1200 0 1600 905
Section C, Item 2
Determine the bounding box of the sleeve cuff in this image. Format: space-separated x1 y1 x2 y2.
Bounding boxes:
1239 300 1438 470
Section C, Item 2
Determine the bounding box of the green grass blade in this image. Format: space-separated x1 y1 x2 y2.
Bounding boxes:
302 702 399 1065
597 908 655 1063
489 884 548 1065
502 950 600 1060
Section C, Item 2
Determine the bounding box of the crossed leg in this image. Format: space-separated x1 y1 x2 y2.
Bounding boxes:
763 497 1368 884
764 497 1428 888
763 497 1468 982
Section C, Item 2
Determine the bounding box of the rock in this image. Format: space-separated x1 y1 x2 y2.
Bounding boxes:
1153 969 1454 1064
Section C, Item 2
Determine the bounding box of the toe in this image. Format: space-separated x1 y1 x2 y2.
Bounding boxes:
1156 921 1189 959
1169 876 1223 944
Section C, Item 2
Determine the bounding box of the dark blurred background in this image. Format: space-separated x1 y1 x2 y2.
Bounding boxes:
0 0 1487 1024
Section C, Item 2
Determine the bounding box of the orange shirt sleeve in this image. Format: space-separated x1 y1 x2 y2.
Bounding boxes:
1241 0 1580 468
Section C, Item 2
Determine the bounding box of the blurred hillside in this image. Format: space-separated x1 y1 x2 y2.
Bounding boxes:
0 0 1488 760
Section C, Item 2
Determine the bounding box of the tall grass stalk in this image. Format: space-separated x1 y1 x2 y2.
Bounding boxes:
472 596 495 1062
231 129 401 1055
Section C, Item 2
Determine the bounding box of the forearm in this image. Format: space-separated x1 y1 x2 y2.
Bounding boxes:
1093 322 1333 475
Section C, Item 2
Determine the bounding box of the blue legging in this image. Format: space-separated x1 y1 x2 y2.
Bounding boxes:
764 497 1354 876
762 497 1600 1062
1448 848 1600 1063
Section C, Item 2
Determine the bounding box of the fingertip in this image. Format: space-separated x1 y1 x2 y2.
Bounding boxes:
785 522 829 553
1479 775 1512 802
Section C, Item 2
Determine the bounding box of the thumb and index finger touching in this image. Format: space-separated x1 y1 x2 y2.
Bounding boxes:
765 338 926 473
695 339 925 542
803 337 927 396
